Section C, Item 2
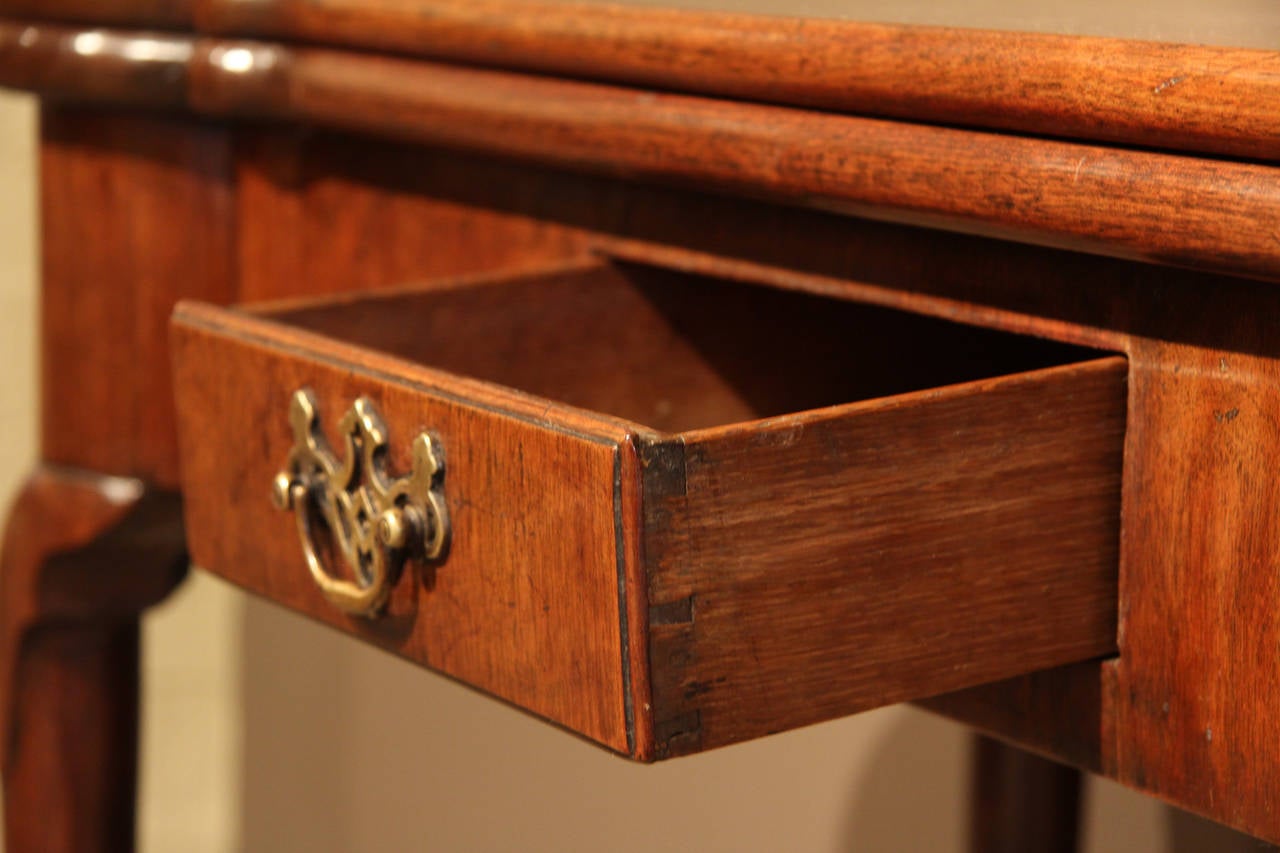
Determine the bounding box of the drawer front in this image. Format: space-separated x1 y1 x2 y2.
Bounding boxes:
172 304 638 753
171 260 1125 760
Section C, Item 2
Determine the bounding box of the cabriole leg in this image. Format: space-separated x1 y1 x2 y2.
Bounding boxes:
1 467 186 852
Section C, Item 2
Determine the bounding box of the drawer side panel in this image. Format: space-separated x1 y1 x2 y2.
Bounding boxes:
647 356 1126 755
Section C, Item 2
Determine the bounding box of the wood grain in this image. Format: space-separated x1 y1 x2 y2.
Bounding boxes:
174 260 1127 758
172 301 638 753
8 0 1272 158
115 117 1280 828
264 260 1094 434
187 42 1280 281
234 130 588 301
9 2 1280 842
175 261 1126 758
6 25 1280 280
1108 341 1280 839
40 108 236 489
0 467 186 853
919 269 1280 843
643 356 1126 755
222 128 1243 358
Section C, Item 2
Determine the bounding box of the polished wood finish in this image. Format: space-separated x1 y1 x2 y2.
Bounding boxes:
188 41 1280 280
172 260 1126 758
192 0 1280 160
40 109 235 488
5 23 1280 281
173 272 639 754
1110 342 1280 834
0 0 190 27
224 129 1233 360
920 272 1280 841
0 23 190 106
1 468 186 852
7 1 1279 158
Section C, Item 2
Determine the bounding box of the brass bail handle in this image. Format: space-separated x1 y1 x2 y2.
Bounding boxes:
270 389 449 618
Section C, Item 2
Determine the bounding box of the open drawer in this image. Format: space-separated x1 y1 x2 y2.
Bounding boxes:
171 258 1125 760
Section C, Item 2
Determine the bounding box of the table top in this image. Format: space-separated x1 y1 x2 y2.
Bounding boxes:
4 0 1277 156
2 0 1277 286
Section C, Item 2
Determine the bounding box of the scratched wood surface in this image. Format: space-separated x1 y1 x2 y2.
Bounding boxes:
643 357 1126 756
4 23 1280 280
195 0 1280 159
6 0 1280 158
1108 341 1280 837
188 41 1280 281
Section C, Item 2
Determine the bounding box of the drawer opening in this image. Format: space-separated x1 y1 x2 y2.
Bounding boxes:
263 260 1112 433
174 255 1125 758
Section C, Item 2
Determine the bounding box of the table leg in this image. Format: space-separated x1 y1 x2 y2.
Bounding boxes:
0 467 187 853
969 733 1083 853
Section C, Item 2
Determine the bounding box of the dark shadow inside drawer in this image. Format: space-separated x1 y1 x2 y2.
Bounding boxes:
261 260 1106 432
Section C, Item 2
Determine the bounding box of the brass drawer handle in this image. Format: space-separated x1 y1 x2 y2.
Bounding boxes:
270 389 448 618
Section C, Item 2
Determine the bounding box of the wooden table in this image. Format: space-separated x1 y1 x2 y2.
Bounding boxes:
1 2 1278 849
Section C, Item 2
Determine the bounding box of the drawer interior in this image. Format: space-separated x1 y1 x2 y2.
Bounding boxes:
263 260 1108 432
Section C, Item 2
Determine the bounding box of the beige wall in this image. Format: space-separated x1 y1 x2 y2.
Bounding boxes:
0 90 1260 852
